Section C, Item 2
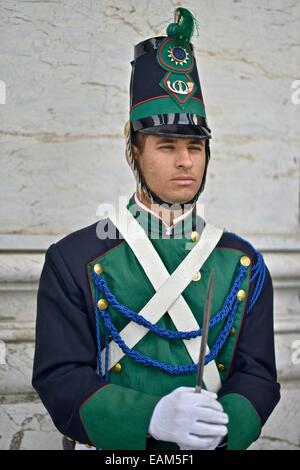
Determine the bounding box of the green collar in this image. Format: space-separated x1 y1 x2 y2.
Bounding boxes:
126 193 202 238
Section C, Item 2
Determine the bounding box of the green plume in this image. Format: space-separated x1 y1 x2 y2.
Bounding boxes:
166 7 197 46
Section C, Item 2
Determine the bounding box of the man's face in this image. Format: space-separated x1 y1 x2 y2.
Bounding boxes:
132 134 207 204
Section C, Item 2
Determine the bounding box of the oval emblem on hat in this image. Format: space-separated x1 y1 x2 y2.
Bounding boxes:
168 46 190 66
157 38 194 73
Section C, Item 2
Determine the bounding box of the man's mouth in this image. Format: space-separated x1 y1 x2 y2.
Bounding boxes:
171 176 196 185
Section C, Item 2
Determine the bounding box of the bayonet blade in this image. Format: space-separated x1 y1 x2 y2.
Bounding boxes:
195 270 214 393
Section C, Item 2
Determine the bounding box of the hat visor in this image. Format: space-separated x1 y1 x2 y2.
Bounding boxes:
138 124 211 139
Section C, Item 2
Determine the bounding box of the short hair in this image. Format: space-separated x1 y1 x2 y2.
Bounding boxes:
131 131 148 153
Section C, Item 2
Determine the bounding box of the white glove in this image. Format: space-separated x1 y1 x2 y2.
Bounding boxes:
148 386 228 450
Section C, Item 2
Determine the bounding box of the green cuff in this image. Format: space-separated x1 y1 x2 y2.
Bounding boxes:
218 393 262 450
79 384 161 450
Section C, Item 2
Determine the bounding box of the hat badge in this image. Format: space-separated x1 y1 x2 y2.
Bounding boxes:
168 46 190 66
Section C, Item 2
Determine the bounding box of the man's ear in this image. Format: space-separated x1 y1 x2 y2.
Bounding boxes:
132 144 140 162
132 143 138 154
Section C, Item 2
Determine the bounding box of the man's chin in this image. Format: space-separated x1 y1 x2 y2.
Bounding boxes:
158 189 199 206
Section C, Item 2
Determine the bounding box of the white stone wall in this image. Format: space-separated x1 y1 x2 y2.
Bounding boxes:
0 0 299 450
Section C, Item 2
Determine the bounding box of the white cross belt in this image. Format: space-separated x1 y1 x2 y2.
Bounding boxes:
99 207 224 392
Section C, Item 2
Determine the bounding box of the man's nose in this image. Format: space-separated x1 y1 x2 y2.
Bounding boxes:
175 148 193 168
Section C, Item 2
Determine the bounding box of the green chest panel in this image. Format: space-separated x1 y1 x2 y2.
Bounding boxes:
87 236 250 397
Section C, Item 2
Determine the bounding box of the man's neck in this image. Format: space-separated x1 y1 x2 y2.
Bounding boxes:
135 190 194 227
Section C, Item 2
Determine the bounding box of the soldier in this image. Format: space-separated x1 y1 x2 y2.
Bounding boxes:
32 7 280 451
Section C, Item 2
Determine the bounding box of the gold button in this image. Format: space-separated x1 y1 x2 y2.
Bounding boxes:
97 298 108 310
93 263 104 274
192 271 201 282
112 362 122 373
229 327 235 337
240 256 251 267
217 363 225 372
237 289 247 301
190 231 199 242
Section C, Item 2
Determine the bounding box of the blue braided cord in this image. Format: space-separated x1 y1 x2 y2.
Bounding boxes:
247 258 266 313
93 265 247 340
206 299 240 362
250 251 264 282
100 307 196 375
97 297 241 375
226 231 266 314
208 266 247 327
94 285 103 377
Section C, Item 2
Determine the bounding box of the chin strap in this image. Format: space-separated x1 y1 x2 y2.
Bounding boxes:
124 121 210 209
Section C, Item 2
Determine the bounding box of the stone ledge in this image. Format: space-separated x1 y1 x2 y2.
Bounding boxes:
0 323 35 342
1 233 300 252
0 248 299 283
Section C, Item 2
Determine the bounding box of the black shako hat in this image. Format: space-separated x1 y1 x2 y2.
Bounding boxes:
124 7 212 207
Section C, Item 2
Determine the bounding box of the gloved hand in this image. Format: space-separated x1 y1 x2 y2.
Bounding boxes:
148 386 228 450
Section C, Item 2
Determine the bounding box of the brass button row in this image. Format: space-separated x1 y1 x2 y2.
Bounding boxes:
94 264 107 312
93 256 250 280
96 293 121 373
190 255 250 286
237 256 250 301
